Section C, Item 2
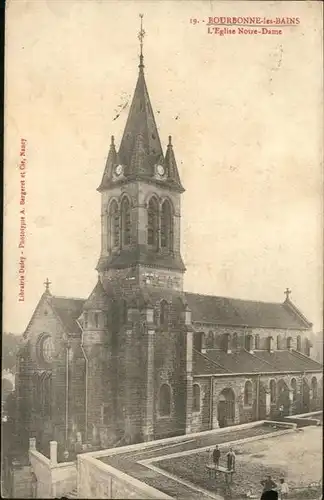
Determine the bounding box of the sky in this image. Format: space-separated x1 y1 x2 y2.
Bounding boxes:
4 0 323 334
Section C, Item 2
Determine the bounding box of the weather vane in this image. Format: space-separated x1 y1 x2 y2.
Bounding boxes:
138 13 145 66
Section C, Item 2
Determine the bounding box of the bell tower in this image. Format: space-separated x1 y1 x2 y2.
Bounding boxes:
96 15 186 291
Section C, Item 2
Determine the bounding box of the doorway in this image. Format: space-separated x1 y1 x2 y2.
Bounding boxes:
217 388 235 428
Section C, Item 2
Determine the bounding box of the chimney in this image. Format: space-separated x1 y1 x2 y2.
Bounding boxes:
268 336 274 353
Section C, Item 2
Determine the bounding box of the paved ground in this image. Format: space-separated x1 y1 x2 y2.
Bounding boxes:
156 426 322 499
100 424 282 499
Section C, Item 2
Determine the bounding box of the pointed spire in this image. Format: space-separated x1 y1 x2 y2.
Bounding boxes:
138 14 145 70
99 17 184 193
117 47 164 173
98 135 118 191
164 135 184 190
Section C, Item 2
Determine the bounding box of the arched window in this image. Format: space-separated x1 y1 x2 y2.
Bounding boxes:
291 378 297 401
305 338 311 356
147 197 159 248
207 331 214 349
193 384 201 412
94 312 99 328
287 337 293 350
121 197 131 246
194 332 203 352
311 377 318 400
270 380 276 404
245 334 254 352
160 300 168 327
232 333 238 350
159 384 171 416
109 200 119 248
244 334 254 351
297 335 302 351
161 200 173 250
244 380 252 406
277 335 281 350
255 334 260 350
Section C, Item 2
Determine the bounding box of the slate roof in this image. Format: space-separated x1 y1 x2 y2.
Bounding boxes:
193 351 230 375
194 348 323 376
49 295 85 334
83 280 111 311
97 246 186 273
185 293 311 330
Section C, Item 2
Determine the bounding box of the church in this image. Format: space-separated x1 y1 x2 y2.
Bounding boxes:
15 22 322 459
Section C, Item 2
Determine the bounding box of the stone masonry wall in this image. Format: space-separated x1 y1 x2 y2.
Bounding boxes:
196 323 311 355
191 371 322 432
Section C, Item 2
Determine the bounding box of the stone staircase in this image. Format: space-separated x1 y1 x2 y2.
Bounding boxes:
65 488 78 498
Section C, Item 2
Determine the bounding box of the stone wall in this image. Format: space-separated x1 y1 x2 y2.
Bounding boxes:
190 371 323 431
10 463 33 499
29 439 77 499
77 453 172 499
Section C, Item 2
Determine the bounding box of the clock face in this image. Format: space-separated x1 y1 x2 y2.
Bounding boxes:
42 336 54 363
156 164 165 176
115 164 123 176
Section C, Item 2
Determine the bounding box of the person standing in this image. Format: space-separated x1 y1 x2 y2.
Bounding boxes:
279 405 284 418
278 478 289 499
226 447 236 471
213 445 221 468
261 475 277 493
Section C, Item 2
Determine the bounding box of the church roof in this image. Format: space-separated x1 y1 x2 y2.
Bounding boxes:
98 57 184 192
83 280 111 311
185 293 311 330
49 295 84 334
194 348 323 376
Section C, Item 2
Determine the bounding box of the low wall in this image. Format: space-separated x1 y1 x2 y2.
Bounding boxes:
285 410 322 428
77 420 296 499
77 454 172 499
29 443 77 499
286 410 322 419
11 464 33 499
29 450 52 498
84 419 275 461
52 461 77 498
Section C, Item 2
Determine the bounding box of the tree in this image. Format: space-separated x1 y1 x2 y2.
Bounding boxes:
2 378 14 402
2 332 21 371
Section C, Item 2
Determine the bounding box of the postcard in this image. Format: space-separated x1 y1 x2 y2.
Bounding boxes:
3 1 323 499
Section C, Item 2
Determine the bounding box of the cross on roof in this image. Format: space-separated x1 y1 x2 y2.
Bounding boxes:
284 287 291 300
138 14 145 66
44 278 51 293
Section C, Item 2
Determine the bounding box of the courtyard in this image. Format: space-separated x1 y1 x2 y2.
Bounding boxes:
155 426 322 499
